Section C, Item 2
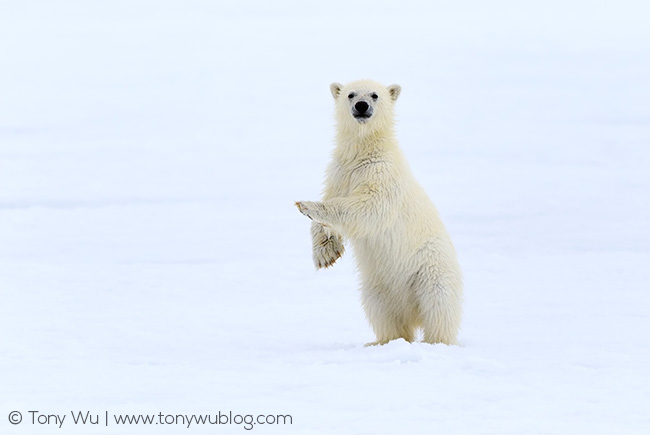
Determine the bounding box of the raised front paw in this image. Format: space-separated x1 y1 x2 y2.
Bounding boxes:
295 201 321 221
313 232 344 269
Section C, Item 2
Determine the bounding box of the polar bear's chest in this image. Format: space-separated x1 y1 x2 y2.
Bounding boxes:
326 157 386 199
325 162 357 198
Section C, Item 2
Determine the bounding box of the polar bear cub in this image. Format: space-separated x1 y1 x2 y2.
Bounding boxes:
296 79 463 345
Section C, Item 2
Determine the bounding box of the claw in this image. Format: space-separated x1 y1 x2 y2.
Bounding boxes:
295 201 313 219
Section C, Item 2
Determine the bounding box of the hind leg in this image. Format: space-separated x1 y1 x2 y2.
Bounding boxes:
415 266 463 345
410 239 463 345
361 284 417 346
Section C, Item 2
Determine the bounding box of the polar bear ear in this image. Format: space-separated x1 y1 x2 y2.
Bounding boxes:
388 84 401 101
330 82 343 99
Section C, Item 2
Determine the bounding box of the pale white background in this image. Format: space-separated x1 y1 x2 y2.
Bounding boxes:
1 1 649 433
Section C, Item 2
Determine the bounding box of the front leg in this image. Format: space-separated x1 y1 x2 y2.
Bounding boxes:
296 195 385 238
295 201 327 223
310 221 344 269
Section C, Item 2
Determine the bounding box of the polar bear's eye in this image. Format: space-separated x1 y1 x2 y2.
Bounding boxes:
348 93 356 99
371 93 378 100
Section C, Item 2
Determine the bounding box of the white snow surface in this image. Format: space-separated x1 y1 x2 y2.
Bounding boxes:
1 1 650 434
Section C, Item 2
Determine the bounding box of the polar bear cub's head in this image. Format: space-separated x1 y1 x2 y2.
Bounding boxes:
330 80 401 134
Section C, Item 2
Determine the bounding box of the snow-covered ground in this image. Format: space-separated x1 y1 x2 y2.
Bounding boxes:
1 1 649 433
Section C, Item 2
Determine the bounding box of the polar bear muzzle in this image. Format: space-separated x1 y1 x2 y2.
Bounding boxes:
352 100 373 122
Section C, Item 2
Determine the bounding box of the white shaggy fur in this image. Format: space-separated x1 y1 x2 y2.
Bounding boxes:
296 79 463 345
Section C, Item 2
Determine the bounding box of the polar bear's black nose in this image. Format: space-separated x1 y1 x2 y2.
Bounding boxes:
355 101 369 113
